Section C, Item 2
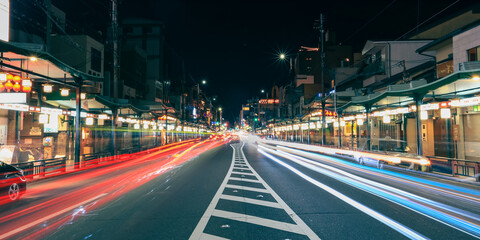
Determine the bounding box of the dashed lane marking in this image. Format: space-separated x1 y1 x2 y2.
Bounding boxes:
224 184 269 193
219 194 282 209
228 177 260 183
189 142 320 240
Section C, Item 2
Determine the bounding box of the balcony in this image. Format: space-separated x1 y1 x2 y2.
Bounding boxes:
458 61 480 71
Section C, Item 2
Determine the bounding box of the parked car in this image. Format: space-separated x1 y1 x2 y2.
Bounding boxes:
0 161 27 201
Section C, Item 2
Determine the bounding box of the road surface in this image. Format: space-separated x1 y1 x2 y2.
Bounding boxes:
0 138 479 239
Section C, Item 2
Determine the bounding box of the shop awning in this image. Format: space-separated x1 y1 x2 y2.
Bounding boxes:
336 69 480 111
0 41 102 83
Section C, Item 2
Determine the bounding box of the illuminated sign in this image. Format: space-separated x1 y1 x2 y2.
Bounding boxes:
243 107 250 111
420 103 439 111
0 93 26 103
450 97 480 107
0 103 28 111
310 110 336 117
39 114 49 124
86 117 94 126
440 108 451 119
258 99 279 105
0 0 9 42
158 115 177 121
44 115 59 133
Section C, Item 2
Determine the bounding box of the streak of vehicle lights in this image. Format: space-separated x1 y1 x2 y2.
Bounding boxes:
275 145 480 200
259 139 430 166
0 141 196 207
16 139 200 181
259 146 480 238
0 139 223 239
258 147 429 240
0 142 197 222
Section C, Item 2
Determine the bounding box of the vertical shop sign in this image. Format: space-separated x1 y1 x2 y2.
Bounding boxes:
0 0 8 42
453 125 459 141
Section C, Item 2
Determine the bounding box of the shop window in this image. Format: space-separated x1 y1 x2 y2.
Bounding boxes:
467 46 479 62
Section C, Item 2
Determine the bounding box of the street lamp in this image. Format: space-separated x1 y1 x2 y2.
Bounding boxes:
279 53 286 60
261 89 265 93
218 107 223 128
202 80 207 85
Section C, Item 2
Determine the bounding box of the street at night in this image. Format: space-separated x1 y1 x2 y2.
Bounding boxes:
0 137 478 239
1 0 480 239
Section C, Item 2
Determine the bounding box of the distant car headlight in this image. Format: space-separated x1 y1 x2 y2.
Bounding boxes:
388 157 401 164
419 159 430 166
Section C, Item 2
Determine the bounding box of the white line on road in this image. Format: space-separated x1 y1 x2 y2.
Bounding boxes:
259 147 429 240
189 144 242 240
224 184 269 193
190 143 320 240
228 177 260 183
211 209 304 235
231 171 255 176
219 194 281 208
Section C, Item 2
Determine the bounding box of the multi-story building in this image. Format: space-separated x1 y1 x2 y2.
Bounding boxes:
120 18 166 102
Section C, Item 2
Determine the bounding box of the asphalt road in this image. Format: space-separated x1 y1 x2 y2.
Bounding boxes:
0 138 479 239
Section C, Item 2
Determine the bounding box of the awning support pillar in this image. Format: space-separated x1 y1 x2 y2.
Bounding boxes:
337 111 342 148
111 108 117 157
321 101 326 145
74 78 83 169
415 94 424 156
365 105 371 151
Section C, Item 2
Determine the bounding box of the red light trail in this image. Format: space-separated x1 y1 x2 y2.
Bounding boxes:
0 139 224 239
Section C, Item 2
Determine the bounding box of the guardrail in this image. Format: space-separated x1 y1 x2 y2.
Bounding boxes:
10 139 205 182
427 156 480 182
82 152 113 168
12 157 67 180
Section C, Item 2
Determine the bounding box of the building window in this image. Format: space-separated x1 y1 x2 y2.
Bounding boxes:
467 47 479 61
91 48 102 73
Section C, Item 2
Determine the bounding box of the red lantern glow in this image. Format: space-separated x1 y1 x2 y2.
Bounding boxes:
5 81 13 91
13 76 21 82
0 83 4 92
22 86 32 93
13 82 21 92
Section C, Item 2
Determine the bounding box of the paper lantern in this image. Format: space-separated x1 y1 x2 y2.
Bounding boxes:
13 75 21 83
22 86 32 93
5 81 13 91
0 83 4 92
43 84 53 93
13 82 21 92
60 89 69 96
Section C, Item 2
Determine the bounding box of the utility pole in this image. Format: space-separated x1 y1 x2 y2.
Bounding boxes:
45 0 52 52
112 0 119 102
111 0 119 155
315 13 327 145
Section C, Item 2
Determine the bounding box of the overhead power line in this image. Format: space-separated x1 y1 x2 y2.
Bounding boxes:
396 0 460 40
340 0 398 45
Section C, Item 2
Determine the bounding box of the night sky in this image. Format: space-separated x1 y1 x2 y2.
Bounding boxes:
54 0 475 123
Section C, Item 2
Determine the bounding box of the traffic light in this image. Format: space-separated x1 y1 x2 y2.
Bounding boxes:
254 118 258 122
